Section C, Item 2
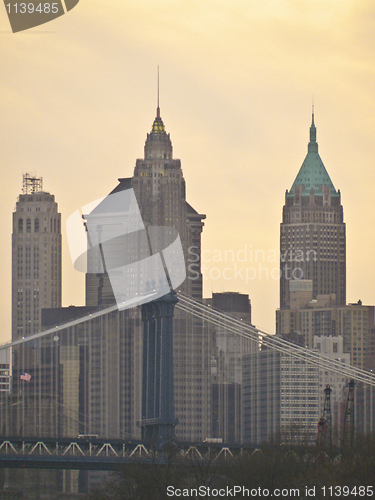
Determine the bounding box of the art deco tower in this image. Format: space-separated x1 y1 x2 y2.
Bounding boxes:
132 105 206 299
279 112 346 310
12 174 61 340
133 106 209 442
86 106 206 306
84 106 209 442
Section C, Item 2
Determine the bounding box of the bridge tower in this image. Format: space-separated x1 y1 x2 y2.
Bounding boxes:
140 291 179 444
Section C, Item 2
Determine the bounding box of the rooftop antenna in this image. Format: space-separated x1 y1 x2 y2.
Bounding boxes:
312 95 315 122
22 173 43 194
157 66 160 118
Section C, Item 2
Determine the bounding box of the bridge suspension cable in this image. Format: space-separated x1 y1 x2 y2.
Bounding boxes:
2 291 374 387
176 292 375 387
0 303 120 351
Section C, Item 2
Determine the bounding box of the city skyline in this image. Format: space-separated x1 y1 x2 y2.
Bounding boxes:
1 1 375 341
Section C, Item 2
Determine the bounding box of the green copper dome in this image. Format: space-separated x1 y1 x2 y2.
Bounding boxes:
287 114 339 198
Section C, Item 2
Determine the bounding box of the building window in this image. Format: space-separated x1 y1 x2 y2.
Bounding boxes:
18 219 23 233
26 219 31 233
34 218 39 233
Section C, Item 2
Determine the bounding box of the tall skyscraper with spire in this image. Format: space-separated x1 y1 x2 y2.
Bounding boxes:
86 104 206 306
132 104 206 298
85 104 210 442
12 174 61 341
279 112 346 312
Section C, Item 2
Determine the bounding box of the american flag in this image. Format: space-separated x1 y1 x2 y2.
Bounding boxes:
20 373 31 382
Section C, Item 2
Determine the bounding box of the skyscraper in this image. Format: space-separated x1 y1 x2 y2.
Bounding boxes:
84 106 210 441
86 105 206 306
132 104 206 298
208 292 253 443
279 112 346 311
133 106 209 441
12 174 61 341
243 345 320 445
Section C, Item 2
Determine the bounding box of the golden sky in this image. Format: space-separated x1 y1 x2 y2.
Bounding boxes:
1 0 375 340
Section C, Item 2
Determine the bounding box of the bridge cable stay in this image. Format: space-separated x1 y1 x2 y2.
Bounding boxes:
1 290 375 457
175 293 375 387
1 292 374 387
0 303 120 351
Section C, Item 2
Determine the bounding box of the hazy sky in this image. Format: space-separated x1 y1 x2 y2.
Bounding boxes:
1 0 375 341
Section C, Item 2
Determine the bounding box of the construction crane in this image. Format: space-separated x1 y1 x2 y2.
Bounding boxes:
342 379 355 453
316 385 332 450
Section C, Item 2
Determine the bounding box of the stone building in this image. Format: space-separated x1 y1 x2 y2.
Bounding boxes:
276 283 375 370
12 174 61 341
279 112 346 311
208 292 254 443
313 335 350 442
242 338 320 445
84 106 209 442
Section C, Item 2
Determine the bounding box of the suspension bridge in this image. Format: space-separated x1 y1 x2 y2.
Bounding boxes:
0 292 374 469
2 292 373 386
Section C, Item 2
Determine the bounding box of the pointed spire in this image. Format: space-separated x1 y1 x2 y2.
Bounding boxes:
308 104 318 153
156 66 160 118
312 99 315 122
148 68 167 135
287 108 339 199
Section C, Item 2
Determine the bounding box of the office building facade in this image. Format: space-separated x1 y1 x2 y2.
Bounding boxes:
313 335 350 442
280 113 346 311
242 341 320 445
208 292 254 443
84 107 210 442
12 174 61 341
86 106 206 306
277 284 375 370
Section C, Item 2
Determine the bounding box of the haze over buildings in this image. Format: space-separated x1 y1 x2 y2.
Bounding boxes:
1 1 375 340
8 108 211 442
2 2 375 497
